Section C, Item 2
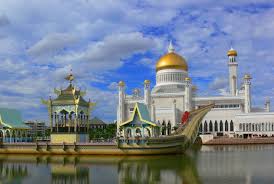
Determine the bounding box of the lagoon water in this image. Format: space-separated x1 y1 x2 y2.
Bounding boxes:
1 145 274 184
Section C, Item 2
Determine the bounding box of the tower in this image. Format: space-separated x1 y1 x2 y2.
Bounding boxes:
185 77 191 112
244 74 252 113
117 81 125 133
227 47 238 96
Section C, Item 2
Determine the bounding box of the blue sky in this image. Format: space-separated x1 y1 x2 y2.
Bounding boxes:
0 0 274 123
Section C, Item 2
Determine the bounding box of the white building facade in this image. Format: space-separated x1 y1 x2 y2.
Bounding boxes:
117 42 274 138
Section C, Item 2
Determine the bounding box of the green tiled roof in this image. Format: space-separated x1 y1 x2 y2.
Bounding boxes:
136 102 151 122
120 102 157 126
0 108 29 129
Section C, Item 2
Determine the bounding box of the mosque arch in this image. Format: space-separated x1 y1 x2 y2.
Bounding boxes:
262 123 265 131
204 121 208 133
252 124 255 132
220 120 223 132
230 120 234 131
209 121 213 132
272 123 274 131
214 121 218 132
225 120 228 131
167 121 171 135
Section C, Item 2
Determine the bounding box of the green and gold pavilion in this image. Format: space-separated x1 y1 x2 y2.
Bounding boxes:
42 72 95 143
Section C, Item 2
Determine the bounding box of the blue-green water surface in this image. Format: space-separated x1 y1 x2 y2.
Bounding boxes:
0 145 274 184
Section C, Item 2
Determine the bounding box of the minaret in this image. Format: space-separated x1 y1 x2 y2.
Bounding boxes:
117 81 125 133
265 97 270 112
185 77 191 112
227 47 238 96
244 74 252 113
144 80 151 107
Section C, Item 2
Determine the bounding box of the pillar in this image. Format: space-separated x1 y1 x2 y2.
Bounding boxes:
144 80 151 113
151 100 156 122
117 81 125 135
244 74 252 113
173 99 177 125
185 77 191 112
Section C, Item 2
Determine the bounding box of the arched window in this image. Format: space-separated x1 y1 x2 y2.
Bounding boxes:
225 120 228 131
272 123 274 131
204 121 208 133
262 123 265 131
252 124 255 132
209 121 213 132
214 121 218 132
199 124 203 132
230 120 234 131
239 123 242 131
220 120 223 131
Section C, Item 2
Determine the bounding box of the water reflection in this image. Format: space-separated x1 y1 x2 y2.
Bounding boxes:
0 153 200 184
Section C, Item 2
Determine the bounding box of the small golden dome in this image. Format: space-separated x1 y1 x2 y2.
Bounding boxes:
118 81 125 87
156 52 188 72
244 74 251 79
144 80 150 84
227 48 237 56
185 77 191 81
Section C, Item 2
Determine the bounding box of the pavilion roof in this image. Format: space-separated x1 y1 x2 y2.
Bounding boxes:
0 108 29 129
120 103 157 126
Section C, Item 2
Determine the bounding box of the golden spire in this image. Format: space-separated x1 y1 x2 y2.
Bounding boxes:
65 69 74 84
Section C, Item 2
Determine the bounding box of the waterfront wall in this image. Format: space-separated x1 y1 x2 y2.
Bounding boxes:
203 137 274 145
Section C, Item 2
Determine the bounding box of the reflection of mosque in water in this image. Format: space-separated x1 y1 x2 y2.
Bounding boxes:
0 160 28 183
118 155 201 184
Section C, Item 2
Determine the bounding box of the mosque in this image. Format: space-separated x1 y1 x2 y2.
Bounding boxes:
117 42 274 139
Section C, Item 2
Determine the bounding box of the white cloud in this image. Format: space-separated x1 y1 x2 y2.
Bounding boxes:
27 33 77 57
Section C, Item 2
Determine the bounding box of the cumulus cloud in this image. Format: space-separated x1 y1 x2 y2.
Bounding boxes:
27 33 77 57
55 32 156 71
0 0 274 122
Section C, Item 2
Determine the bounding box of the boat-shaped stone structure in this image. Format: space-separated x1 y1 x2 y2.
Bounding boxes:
0 104 213 155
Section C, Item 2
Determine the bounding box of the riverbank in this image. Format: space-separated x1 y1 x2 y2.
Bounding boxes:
203 137 274 145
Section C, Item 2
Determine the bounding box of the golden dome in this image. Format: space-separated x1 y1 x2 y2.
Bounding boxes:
118 81 125 87
227 48 237 56
185 77 191 81
144 80 150 84
244 74 252 79
156 52 188 72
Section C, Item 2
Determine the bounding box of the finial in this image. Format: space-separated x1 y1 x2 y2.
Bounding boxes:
168 40 175 53
65 69 74 84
